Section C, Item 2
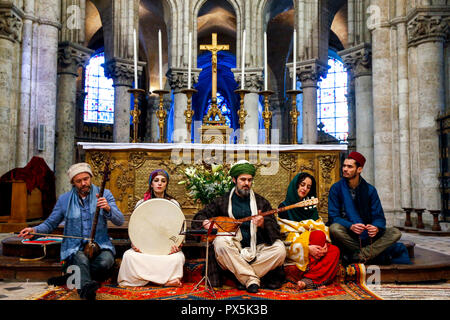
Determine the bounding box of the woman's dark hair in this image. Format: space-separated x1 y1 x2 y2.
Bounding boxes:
295 172 317 198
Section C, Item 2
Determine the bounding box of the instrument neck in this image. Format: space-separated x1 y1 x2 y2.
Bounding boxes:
236 203 298 223
89 159 110 243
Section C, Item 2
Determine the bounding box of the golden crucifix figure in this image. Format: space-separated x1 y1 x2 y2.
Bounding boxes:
200 33 229 125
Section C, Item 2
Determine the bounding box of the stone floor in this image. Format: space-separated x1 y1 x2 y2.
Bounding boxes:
0 232 449 300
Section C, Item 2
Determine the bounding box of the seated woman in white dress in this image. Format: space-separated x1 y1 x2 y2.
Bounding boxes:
118 169 185 287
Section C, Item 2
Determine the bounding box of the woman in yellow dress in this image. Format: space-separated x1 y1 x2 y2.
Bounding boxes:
278 172 340 289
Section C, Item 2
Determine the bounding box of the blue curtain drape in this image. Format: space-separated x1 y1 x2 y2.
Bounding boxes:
191 51 239 141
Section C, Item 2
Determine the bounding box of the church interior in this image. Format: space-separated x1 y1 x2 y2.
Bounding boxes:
0 0 449 300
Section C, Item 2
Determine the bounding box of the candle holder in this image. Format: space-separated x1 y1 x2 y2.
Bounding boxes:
428 210 442 231
258 90 274 144
181 88 197 143
127 88 146 143
153 89 170 143
401 207 414 228
286 89 302 145
234 89 250 144
414 208 426 229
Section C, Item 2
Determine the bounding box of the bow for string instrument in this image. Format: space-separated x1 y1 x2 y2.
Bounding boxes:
202 197 319 242
83 157 111 259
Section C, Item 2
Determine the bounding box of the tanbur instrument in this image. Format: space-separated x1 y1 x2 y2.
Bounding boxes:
202 197 319 241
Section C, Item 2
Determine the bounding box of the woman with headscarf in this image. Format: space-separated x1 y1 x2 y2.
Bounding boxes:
277 172 340 290
117 169 185 287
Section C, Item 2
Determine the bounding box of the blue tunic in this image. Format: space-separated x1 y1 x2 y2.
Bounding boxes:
34 186 124 261
327 178 386 240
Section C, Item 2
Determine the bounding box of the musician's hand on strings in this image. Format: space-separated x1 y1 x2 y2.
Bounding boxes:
350 223 366 235
131 243 142 253
18 227 35 239
251 213 264 228
202 219 217 230
96 194 111 212
366 224 379 238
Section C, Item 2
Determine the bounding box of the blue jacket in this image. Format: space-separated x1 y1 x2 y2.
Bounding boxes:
328 178 386 240
34 187 124 261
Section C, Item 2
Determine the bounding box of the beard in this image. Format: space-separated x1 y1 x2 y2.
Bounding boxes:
77 185 91 197
236 186 250 197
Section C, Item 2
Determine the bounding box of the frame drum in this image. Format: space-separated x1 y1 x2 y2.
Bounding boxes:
128 198 185 255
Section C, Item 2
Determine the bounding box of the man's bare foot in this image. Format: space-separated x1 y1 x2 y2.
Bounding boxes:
164 278 182 287
297 280 306 290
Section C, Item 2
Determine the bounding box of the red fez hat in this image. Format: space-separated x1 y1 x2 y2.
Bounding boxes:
348 151 366 168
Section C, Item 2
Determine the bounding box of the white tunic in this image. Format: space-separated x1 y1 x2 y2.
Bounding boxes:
117 198 185 287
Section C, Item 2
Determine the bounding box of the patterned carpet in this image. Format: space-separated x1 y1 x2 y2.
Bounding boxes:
34 262 382 300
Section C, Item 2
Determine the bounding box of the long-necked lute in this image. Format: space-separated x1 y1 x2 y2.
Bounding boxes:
203 197 319 241
83 157 111 259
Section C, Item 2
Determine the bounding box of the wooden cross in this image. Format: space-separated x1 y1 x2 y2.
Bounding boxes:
200 33 229 124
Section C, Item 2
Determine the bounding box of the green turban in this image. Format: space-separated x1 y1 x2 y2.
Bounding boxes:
229 160 256 178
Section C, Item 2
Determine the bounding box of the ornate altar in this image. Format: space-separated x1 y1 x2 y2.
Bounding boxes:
79 143 346 221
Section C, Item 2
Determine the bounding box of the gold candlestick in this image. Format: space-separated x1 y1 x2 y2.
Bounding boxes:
127 88 146 143
286 89 302 144
234 89 250 144
181 88 197 143
258 90 274 144
152 89 170 143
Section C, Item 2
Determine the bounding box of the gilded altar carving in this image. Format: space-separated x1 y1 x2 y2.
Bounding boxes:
84 148 342 216
279 153 297 172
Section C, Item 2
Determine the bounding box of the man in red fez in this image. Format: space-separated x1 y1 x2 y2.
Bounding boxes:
327 152 406 264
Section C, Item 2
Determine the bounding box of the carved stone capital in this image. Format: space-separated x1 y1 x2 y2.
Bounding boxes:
297 60 329 87
408 13 450 46
340 43 372 78
166 67 200 93
57 42 94 76
233 67 264 92
0 5 23 43
104 57 146 87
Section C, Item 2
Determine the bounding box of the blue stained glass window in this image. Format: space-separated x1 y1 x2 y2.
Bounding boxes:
317 56 349 143
84 52 115 124
204 92 232 127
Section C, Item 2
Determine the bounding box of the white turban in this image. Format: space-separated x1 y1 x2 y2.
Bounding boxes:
67 162 93 182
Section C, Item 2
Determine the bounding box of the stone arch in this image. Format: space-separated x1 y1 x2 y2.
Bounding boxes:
192 0 241 68
140 0 176 90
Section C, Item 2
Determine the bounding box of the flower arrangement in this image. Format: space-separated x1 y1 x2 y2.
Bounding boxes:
178 164 234 205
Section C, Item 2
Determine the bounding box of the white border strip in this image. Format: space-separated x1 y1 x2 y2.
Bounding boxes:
78 142 347 152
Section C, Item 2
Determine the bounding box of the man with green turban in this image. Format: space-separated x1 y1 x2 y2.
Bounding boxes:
193 160 286 293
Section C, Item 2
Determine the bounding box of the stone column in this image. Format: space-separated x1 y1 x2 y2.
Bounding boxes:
104 58 143 143
167 67 199 143
55 42 93 195
16 0 33 168
147 96 159 143
0 4 22 175
407 13 449 211
298 60 328 144
341 44 375 184
235 69 263 144
395 15 412 210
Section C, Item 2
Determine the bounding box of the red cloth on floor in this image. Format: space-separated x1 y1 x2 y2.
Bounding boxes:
0 156 56 218
290 230 340 286
304 243 340 285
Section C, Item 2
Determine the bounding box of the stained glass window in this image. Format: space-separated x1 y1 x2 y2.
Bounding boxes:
204 92 232 127
84 52 115 124
317 56 349 143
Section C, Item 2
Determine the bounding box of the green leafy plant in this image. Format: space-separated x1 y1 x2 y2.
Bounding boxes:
178 164 234 205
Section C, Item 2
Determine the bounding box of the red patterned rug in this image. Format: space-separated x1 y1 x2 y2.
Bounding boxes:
34 262 381 300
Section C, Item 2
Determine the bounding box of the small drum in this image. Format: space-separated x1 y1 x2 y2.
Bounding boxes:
128 198 185 255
